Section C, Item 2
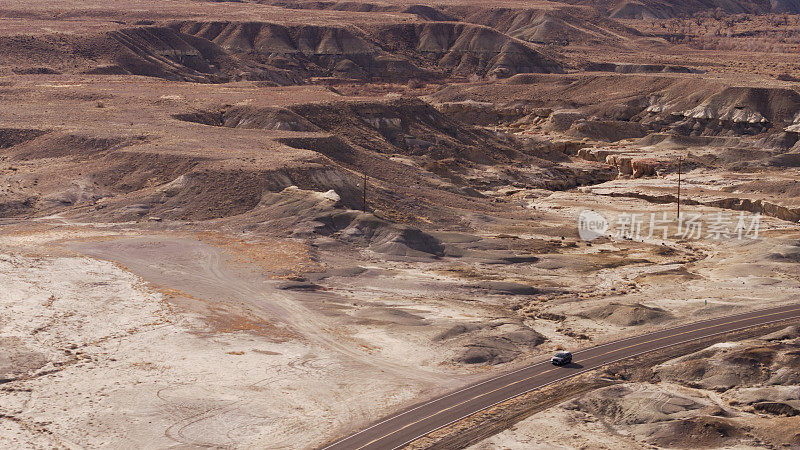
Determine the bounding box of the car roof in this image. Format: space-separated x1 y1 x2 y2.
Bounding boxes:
555 351 571 356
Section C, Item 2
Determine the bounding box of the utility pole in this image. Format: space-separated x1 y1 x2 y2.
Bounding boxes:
362 172 367 213
676 156 682 219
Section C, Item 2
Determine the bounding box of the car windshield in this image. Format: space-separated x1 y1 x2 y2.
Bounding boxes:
555 352 570 357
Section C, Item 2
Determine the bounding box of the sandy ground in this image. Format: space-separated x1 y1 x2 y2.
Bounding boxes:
1 185 798 448
0 229 463 449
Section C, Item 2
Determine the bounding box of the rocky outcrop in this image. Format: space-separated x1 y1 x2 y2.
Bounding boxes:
432 101 531 126
108 27 240 83
565 119 649 142
370 22 564 78
585 62 702 74
677 87 800 125
50 19 562 84
642 86 800 137
577 148 663 178
581 302 671 326
269 1 640 45
596 0 800 19
590 187 800 222
440 6 641 45
271 1 459 21
169 21 561 82
174 106 321 131
170 21 423 82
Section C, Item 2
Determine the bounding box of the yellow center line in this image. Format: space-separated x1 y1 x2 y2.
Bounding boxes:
354 306 800 449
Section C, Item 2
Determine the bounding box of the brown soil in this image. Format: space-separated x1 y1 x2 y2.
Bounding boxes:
2 0 800 447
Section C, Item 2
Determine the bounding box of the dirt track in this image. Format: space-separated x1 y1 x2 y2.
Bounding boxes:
0 229 469 448
71 235 457 385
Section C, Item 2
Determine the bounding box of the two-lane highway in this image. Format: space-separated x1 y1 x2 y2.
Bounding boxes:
322 304 800 450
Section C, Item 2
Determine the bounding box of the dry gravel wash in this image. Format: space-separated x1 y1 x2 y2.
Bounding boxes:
0 231 463 449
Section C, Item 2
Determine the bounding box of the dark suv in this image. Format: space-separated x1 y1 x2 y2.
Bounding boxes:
550 351 572 365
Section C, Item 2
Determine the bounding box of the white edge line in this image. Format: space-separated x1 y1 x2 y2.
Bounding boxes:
386 314 800 450
321 303 798 449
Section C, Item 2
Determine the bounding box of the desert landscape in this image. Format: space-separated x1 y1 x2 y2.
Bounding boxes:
1 0 800 448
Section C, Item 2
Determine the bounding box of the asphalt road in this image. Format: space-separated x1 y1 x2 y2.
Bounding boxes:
321 303 800 450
